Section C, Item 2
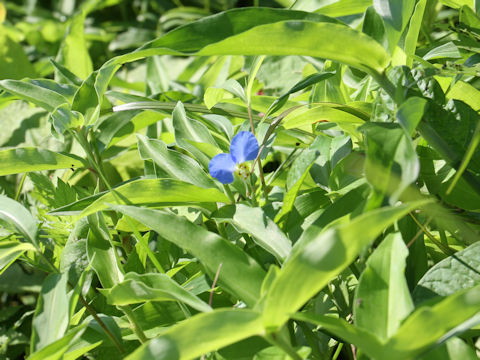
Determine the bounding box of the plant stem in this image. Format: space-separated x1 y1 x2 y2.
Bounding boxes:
14 173 27 201
332 342 344 360
119 305 148 344
409 213 454 256
78 295 125 353
266 333 302 360
223 184 236 204
208 263 222 307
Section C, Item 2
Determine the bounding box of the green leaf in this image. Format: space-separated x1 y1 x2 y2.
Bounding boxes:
0 79 68 112
0 195 38 247
315 0 372 17
0 147 85 176
385 285 480 359
413 241 480 304
404 0 427 67
31 272 70 352
204 87 226 109
172 102 220 167
56 11 93 80
125 309 264 360
361 122 419 203
446 80 480 111
421 100 480 176
423 42 462 60
213 204 292 262
441 0 475 9
419 337 478 360
100 273 211 313
282 104 366 130
136 135 217 189
0 241 36 274
79 179 228 217
263 201 428 330
87 213 124 289
374 0 416 53
49 103 84 135
195 20 389 73
354 233 414 341
0 28 36 80
396 97 428 136
82 9 389 122
292 313 385 360
29 324 88 360
110 204 265 306
265 72 335 118
275 149 318 226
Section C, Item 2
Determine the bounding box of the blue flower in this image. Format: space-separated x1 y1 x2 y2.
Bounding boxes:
209 131 259 184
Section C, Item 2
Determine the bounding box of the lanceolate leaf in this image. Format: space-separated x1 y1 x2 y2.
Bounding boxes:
125 309 264 360
0 79 69 112
354 233 414 341
213 204 292 262
0 195 38 247
80 179 229 217
87 213 124 289
0 148 85 176
263 200 429 329
136 134 217 189
0 241 36 274
100 272 212 313
31 273 70 352
292 313 385 360
385 285 480 359
110 204 265 306
373 0 416 53
86 8 390 122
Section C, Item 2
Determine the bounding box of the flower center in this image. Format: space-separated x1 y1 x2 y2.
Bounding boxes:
235 163 250 180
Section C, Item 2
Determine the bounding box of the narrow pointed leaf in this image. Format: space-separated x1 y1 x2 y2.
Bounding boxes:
110 204 265 306
0 148 85 176
263 200 429 329
125 309 264 360
0 195 38 246
100 273 211 313
354 233 414 341
80 179 229 217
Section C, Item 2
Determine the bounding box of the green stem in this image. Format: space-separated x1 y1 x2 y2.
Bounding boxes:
14 173 27 201
332 342 344 360
266 333 302 360
409 213 454 256
119 305 148 344
223 184 236 204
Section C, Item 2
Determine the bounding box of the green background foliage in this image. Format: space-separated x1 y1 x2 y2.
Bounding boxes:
1 0 480 359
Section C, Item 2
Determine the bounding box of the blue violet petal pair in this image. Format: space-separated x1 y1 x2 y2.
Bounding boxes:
209 131 259 184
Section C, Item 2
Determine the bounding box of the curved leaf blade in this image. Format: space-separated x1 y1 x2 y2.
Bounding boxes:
0 148 85 176
263 200 429 330
0 195 38 246
125 309 264 360
110 204 265 306
100 273 211 313
80 179 229 217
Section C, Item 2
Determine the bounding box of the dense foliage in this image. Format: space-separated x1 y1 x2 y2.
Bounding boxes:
1 0 480 359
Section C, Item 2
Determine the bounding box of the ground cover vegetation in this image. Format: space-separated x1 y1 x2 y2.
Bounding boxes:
0 0 480 359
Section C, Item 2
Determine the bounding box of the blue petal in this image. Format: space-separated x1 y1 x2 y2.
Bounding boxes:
208 153 236 184
230 131 259 164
